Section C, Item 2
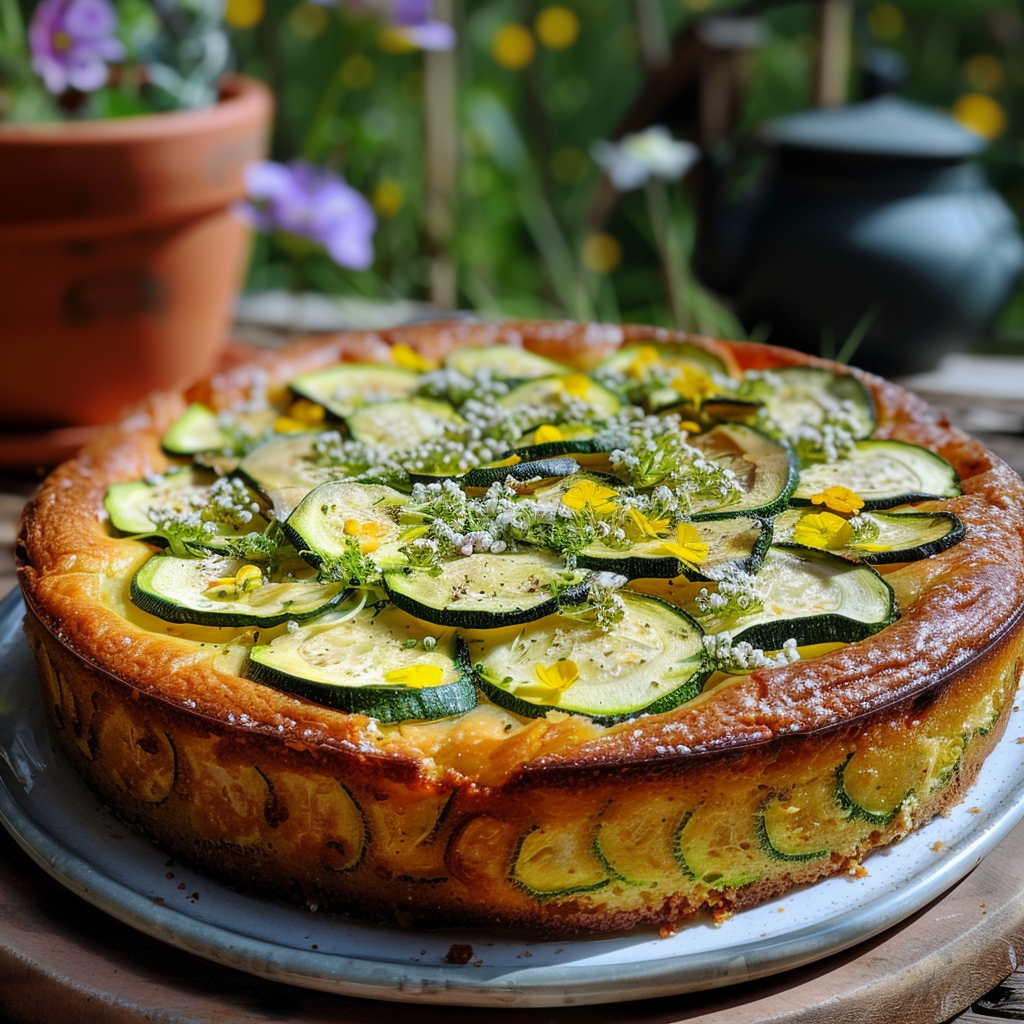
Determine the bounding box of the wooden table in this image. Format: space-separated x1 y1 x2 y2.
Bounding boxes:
3 351 1024 1023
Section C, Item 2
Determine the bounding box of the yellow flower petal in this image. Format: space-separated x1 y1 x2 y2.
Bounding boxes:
534 659 579 691
385 664 444 688
391 343 439 372
560 373 593 399
659 522 709 566
852 542 892 552
671 366 714 406
810 486 864 516
534 424 566 444
235 564 264 593
626 345 662 380
489 454 522 468
626 507 670 539
792 511 854 550
679 420 701 434
561 479 618 514
343 519 390 553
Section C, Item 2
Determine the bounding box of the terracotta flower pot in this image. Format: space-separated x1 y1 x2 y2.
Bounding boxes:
0 75 272 431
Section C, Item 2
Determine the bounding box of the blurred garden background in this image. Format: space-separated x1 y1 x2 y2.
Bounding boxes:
214 0 1024 352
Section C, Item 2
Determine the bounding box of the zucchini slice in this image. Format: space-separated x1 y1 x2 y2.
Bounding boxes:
772 508 965 564
383 550 590 629
103 468 272 552
247 604 476 722
130 551 346 627
511 423 613 464
687 423 799 520
444 345 572 380
757 780 843 863
497 374 623 423
284 480 409 570
469 592 710 723
676 793 768 889
511 821 610 900
578 516 772 581
791 440 962 509
346 397 462 450
755 365 876 440
161 403 229 455
595 795 695 887
689 545 897 650
289 363 420 420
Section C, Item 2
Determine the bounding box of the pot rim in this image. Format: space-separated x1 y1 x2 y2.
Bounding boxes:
0 73 272 146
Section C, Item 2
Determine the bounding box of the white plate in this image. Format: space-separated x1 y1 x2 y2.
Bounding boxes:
2 590 1024 1008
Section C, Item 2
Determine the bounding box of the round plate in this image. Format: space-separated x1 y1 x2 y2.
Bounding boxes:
2 590 1024 1008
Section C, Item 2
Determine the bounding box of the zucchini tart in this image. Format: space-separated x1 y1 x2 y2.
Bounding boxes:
15 320 1024 937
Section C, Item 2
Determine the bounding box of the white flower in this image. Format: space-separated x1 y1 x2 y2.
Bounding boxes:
592 126 699 191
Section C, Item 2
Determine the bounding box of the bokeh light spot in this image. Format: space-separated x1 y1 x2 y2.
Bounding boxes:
225 0 264 30
582 233 622 274
536 7 580 50
552 145 588 184
289 2 327 39
373 179 405 218
868 4 904 41
953 93 1007 139
964 53 1005 93
341 53 376 90
492 24 536 70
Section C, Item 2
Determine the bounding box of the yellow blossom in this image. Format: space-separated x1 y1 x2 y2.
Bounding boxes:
534 424 566 444
581 233 622 273
625 507 670 539
274 398 326 433
391 343 438 372
559 373 593 399
810 486 865 516
659 522 709 567
671 366 714 407
385 664 444 688
206 564 262 597
679 420 701 434
626 345 662 380
534 659 580 691
489 454 522 468
561 479 618 514
535 6 579 49
225 0 263 30
492 24 536 69
792 512 855 550
852 541 892 552
343 519 390 553
953 93 1007 140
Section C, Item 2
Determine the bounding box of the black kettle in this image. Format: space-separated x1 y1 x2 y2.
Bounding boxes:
692 95 1024 376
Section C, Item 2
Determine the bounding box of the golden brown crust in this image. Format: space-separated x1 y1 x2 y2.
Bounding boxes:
15 319 1024 935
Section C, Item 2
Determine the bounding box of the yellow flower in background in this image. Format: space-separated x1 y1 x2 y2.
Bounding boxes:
373 179 405 219
492 24 536 70
343 518 390 553
534 424 566 444
810 485 865 516
225 0 263 30
385 664 444 688
551 145 588 185
679 420 701 434
659 522 709 567
625 507 670 540
535 6 579 50
289 2 328 39
488 454 522 468
582 232 622 273
391 343 438 371
792 511 854 550
534 659 579 691
868 3 903 41
340 53 376 90
953 93 1007 140
379 26 419 53
561 479 618 514
964 54 1005 93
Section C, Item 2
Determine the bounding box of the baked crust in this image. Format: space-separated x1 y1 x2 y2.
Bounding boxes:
15 319 1024 935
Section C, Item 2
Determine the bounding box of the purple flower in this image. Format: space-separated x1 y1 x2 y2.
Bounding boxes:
313 0 455 50
238 161 377 271
28 0 125 95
